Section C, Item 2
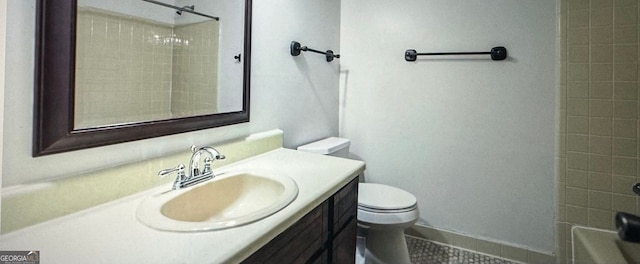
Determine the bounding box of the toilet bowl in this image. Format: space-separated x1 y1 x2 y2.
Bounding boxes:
357 182 419 264
297 137 419 264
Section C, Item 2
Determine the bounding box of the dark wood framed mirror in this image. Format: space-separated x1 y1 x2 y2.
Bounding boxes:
33 0 251 156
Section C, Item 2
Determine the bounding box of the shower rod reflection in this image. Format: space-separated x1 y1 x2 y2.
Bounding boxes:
141 0 219 21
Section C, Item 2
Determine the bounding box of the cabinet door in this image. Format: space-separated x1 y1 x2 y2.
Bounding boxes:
331 178 358 264
333 178 358 232
243 176 359 264
332 217 357 264
309 249 328 264
242 202 328 264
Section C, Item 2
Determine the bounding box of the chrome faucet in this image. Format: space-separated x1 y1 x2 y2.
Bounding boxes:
158 145 226 190
188 145 226 178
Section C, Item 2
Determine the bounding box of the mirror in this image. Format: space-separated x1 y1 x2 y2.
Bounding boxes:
33 0 251 156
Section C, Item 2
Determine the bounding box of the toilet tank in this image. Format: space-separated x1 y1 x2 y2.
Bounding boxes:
297 137 351 158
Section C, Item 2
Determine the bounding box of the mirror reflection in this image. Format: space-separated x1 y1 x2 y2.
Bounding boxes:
74 0 243 128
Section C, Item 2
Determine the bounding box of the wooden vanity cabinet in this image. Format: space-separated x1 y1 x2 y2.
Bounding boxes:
243 177 359 264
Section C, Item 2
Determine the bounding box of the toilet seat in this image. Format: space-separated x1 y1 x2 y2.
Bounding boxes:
358 204 417 214
357 207 419 226
358 183 417 211
357 183 419 225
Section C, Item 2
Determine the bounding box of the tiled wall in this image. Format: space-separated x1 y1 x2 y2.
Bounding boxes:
74 7 219 128
171 21 219 117
558 0 640 262
75 7 173 128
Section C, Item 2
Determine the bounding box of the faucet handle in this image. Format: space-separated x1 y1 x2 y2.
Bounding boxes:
159 164 187 190
158 164 186 178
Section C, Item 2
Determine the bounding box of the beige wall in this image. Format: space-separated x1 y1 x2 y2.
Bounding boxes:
558 0 640 262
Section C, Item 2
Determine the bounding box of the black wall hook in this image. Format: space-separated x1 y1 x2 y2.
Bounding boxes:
405 46 508 61
290 41 340 62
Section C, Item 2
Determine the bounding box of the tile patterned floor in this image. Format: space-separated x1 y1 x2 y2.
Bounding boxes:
406 236 519 264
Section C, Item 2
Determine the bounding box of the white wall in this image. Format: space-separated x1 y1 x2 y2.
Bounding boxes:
341 0 557 253
0 0 7 230
2 0 340 186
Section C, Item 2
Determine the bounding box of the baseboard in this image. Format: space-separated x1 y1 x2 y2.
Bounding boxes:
406 224 556 264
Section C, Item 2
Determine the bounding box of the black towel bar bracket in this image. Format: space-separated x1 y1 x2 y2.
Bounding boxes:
291 41 340 62
405 46 507 61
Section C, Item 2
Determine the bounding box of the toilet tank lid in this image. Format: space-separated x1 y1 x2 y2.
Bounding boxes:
297 137 350 155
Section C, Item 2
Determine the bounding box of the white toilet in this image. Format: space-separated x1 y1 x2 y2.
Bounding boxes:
298 137 419 264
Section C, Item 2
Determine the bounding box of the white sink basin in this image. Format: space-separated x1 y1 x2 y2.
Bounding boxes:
573 226 640 264
136 172 298 232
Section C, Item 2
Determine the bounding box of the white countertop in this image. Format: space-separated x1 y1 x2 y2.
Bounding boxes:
0 148 365 263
